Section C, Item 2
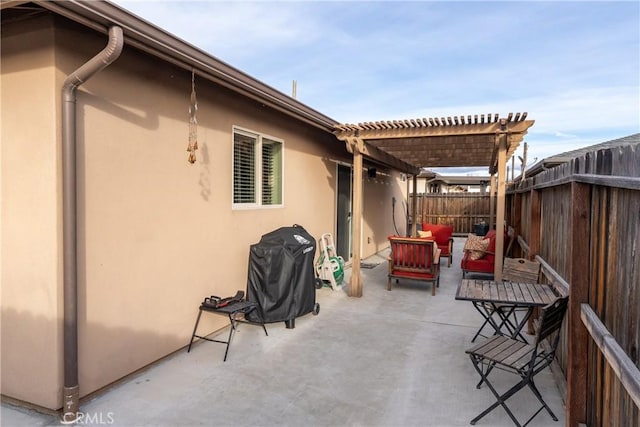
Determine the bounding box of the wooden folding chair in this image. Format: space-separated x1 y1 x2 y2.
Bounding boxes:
502 257 541 283
466 296 568 427
497 258 543 340
471 258 542 343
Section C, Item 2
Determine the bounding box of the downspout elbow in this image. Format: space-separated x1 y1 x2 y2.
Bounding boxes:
62 26 124 100
62 25 123 424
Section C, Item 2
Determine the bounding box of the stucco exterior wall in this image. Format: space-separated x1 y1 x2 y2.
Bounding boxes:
1 16 63 410
362 170 407 256
55 21 348 403
0 16 344 409
1 14 405 411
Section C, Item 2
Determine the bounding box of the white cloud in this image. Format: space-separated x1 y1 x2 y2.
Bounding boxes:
553 132 578 139
113 0 639 165
117 1 322 62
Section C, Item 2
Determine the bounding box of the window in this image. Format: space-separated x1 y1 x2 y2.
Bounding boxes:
233 128 283 208
233 132 256 204
261 138 282 205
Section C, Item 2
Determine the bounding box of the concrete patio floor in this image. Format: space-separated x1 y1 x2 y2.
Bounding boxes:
1 238 566 426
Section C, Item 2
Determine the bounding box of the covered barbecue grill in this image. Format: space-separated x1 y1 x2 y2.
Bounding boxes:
246 224 319 328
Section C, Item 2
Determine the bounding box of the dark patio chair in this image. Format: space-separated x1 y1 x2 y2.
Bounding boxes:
471 257 542 343
465 296 568 427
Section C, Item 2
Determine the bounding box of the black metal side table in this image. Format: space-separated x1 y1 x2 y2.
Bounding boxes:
187 300 268 361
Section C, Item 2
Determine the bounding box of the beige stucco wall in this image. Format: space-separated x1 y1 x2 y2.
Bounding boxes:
1 16 63 410
57 20 349 404
362 169 408 256
1 15 405 410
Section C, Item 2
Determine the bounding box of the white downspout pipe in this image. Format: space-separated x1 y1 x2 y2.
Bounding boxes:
61 26 123 423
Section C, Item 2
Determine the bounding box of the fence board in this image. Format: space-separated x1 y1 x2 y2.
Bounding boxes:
506 139 640 426
581 304 640 411
411 193 491 234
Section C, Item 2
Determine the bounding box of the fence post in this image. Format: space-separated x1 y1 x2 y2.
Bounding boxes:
566 181 591 427
522 188 542 334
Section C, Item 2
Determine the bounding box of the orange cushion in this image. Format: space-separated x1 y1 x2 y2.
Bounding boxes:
422 223 453 247
394 243 429 268
484 230 497 253
389 236 436 268
461 254 494 273
483 229 509 256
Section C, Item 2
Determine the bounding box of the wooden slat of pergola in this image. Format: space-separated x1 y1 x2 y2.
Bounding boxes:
334 112 535 297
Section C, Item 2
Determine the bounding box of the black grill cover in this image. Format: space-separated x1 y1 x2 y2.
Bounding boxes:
246 225 316 324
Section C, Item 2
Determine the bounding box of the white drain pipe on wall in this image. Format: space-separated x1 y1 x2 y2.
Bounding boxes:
61 25 123 423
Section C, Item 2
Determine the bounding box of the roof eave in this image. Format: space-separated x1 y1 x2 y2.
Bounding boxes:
35 0 338 132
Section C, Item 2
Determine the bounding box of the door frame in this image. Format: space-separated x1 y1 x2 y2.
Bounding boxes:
335 163 353 263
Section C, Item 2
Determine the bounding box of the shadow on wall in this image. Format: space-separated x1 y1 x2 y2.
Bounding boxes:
0 306 196 411
80 91 160 131
1 307 61 411
366 171 409 259
198 142 211 201
390 173 410 237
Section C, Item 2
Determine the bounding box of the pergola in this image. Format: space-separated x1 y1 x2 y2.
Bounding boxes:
333 112 535 297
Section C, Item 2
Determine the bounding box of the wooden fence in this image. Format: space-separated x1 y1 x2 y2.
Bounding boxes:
410 193 491 235
506 141 640 426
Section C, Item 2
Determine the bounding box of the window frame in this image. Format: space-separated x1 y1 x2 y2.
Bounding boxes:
232 126 285 210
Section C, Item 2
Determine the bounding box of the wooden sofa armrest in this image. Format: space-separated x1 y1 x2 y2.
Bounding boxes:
433 248 442 265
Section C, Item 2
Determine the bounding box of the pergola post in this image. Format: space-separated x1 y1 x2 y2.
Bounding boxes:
489 174 496 230
349 140 364 297
494 128 507 280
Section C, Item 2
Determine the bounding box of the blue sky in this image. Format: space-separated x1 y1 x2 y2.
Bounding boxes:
115 0 639 175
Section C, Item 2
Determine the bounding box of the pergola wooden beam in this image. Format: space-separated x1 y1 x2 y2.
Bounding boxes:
335 113 533 139
336 132 530 175
338 136 420 175
334 112 527 132
335 121 533 140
